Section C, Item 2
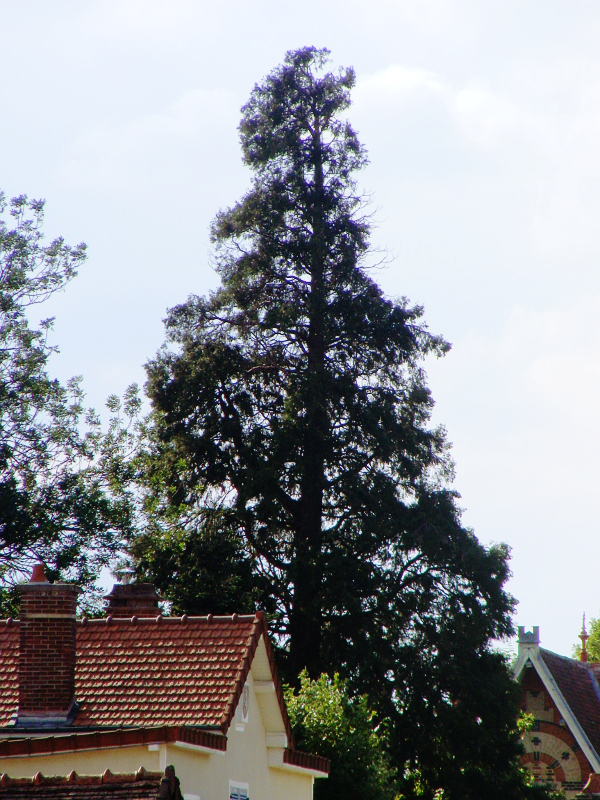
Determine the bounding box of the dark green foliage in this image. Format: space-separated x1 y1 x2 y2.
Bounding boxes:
286 671 398 800
131 508 269 616
0 193 130 592
137 49 554 799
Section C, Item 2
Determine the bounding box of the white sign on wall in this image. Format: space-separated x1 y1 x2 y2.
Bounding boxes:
229 780 249 800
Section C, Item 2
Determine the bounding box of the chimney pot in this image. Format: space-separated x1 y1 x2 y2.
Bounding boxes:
29 563 48 583
104 582 160 618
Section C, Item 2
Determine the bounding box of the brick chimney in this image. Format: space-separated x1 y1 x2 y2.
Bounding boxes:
104 582 160 618
18 563 81 726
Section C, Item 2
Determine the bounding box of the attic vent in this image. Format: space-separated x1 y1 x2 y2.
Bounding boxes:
229 781 249 800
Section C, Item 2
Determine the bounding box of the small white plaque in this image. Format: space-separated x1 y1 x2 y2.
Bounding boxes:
229 781 249 800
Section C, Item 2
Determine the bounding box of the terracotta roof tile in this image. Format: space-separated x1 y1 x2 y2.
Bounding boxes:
0 766 180 799
0 623 18 727
74 615 258 729
540 649 600 757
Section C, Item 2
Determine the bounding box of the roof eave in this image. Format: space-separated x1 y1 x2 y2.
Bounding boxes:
267 747 330 777
0 725 227 760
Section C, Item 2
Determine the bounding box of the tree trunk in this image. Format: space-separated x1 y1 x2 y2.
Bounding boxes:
288 126 328 679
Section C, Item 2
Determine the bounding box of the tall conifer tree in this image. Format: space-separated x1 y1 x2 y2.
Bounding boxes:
140 48 548 798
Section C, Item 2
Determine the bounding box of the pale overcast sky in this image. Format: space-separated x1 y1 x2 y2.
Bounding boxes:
2 0 599 656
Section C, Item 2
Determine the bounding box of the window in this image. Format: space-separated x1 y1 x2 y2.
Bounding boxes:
229 781 249 800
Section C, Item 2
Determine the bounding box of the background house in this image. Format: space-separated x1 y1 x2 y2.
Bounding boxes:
515 626 600 799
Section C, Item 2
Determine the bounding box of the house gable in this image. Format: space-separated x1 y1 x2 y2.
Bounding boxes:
519 664 592 790
249 636 288 745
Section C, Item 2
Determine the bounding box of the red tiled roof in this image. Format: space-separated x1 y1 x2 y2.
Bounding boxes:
540 649 600 757
0 612 292 742
0 766 179 799
75 614 262 730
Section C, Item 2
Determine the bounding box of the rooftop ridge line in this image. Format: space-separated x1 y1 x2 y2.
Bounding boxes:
0 613 262 625
77 613 260 624
0 765 162 787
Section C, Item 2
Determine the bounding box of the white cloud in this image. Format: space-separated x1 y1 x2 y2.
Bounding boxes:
78 0 201 42
452 84 536 150
356 56 600 267
429 295 600 507
374 0 472 36
58 88 239 191
356 64 444 101
426 295 600 652
356 62 545 150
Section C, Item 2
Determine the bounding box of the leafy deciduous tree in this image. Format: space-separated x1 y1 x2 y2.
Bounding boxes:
0 192 130 599
286 670 398 800
573 614 600 661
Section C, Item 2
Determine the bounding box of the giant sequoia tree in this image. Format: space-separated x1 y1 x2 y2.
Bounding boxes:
140 48 548 798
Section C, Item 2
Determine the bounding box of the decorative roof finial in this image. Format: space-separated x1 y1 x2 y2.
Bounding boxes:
580 613 589 663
